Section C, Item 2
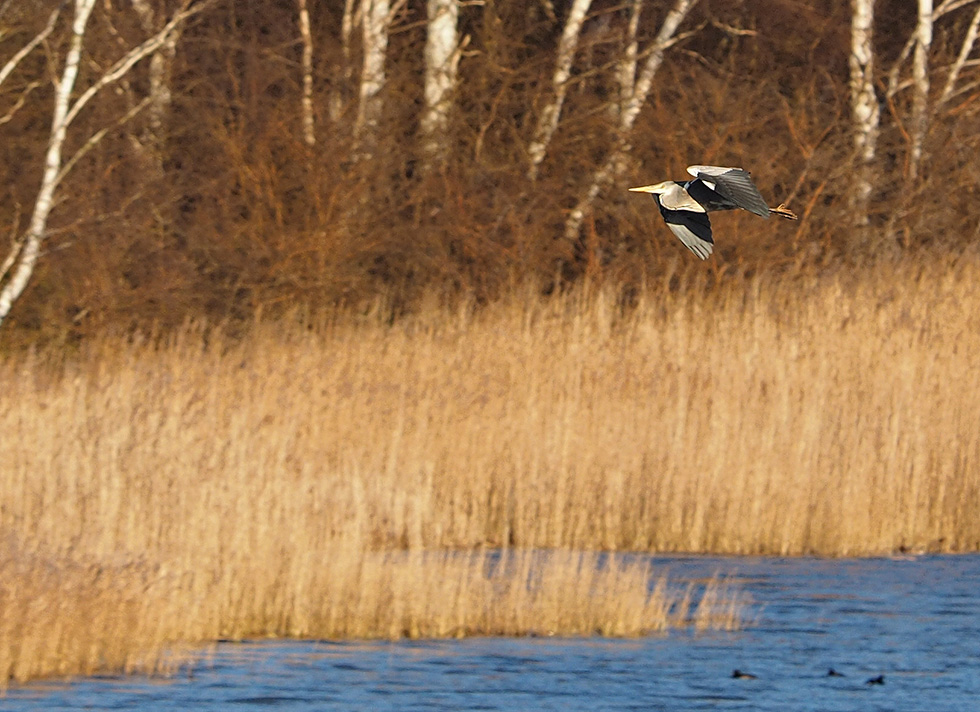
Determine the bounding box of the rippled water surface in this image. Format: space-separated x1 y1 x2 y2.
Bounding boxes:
7 555 979 711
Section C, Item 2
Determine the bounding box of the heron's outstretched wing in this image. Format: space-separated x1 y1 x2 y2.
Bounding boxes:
687 165 770 218
661 208 713 260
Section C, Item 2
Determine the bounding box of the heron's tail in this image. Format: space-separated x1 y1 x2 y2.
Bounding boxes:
769 203 798 220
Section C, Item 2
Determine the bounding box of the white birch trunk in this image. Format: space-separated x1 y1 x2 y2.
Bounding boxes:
527 0 593 181
298 0 316 147
420 0 461 169
564 0 697 242
355 0 391 159
849 0 879 226
909 0 932 182
0 0 205 328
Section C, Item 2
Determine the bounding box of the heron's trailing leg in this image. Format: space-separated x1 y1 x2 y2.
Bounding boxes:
769 203 798 220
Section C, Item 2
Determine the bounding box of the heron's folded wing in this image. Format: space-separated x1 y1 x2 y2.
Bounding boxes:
688 165 770 218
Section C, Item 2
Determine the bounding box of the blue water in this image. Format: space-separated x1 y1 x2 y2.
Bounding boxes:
6 555 980 711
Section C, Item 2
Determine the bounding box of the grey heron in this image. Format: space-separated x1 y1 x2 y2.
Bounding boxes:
629 165 797 260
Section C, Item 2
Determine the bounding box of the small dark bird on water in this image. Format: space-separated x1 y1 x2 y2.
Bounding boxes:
827 668 846 677
866 675 885 685
732 669 758 680
629 165 797 260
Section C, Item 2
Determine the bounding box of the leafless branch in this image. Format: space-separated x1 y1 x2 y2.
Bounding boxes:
0 5 61 89
938 2 980 107
0 80 41 126
55 95 154 188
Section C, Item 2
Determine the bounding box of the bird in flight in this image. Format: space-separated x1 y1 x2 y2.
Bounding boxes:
629 165 797 260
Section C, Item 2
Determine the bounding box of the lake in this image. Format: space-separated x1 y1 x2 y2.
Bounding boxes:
5 555 979 711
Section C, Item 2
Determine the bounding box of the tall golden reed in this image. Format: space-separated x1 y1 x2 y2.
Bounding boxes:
2 252 979 685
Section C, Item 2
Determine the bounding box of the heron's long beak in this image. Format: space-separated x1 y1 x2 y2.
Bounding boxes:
628 182 670 193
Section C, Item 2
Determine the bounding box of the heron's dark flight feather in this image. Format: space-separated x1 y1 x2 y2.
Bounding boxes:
685 180 739 213
690 168 770 218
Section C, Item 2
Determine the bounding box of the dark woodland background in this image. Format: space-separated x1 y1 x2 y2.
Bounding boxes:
1 0 977 345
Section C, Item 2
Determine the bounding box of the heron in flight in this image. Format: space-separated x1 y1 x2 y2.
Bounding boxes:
629 165 797 260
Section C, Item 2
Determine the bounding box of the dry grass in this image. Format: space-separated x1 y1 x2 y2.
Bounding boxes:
3 251 980 685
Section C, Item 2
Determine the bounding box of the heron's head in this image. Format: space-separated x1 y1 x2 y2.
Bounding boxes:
628 182 673 195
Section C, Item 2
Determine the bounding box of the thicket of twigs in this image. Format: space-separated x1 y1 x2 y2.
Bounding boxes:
0 1 978 345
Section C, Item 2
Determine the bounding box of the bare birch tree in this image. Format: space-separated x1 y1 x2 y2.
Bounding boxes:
128 0 181 178
564 0 698 242
420 0 464 170
888 0 979 98
328 0 358 123
527 0 592 181
937 1 980 107
0 5 63 287
0 0 207 328
618 0 642 120
908 0 932 182
849 0 879 226
885 0 980 182
355 0 406 160
298 0 316 147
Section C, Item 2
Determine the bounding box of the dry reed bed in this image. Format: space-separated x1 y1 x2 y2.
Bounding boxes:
1 542 723 687
10 254 956 558
2 253 979 685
